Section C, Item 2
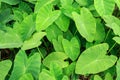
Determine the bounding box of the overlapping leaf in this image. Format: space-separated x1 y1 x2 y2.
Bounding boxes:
55 13 70 32
94 0 115 16
0 60 12 80
43 52 68 68
46 24 63 42
75 43 117 74
21 32 46 50
36 4 61 31
9 50 41 80
13 14 35 41
0 28 23 49
19 73 34 80
72 7 96 42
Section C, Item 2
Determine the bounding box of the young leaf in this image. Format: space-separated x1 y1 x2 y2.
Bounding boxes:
0 60 12 80
9 50 41 80
39 69 56 80
62 37 80 61
0 29 23 49
105 72 113 80
94 75 102 80
94 0 115 16
19 73 34 80
75 43 117 74
72 8 96 42
43 52 68 68
55 13 70 32
21 32 46 50
46 24 63 42
116 58 120 80
36 4 61 31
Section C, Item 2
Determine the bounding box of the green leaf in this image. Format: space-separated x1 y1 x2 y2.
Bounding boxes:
0 8 13 24
43 52 68 68
21 32 46 50
46 24 63 42
105 72 113 80
94 75 102 80
72 8 96 42
75 0 88 6
9 50 41 80
113 37 120 44
1 0 20 5
36 4 61 31
13 14 35 41
50 62 63 80
94 0 115 16
0 60 12 80
116 58 120 80
19 73 34 80
114 0 120 10
75 43 117 74
55 13 70 32
64 62 76 76
35 0 54 13
60 0 79 18
94 19 105 42
103 15 120 26
62 37 80 61
52 35 64 52
62 76 69 80
39 69 56 80
0 29 23 49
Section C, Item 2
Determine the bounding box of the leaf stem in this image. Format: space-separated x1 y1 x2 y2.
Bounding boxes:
74 30 78 36
108 42 117 53
104 29 111 42
37 47 44 59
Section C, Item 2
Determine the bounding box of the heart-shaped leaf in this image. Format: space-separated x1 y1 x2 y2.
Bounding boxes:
72 7 96 42
43 52 68 68
21 32 46 50
36 4 61 31
9 50 41 80
62 37 80 61
75 43 117 74
94 0 115 16
0 60 12 80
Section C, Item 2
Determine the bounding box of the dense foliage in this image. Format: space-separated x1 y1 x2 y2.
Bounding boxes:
0 0 120 80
